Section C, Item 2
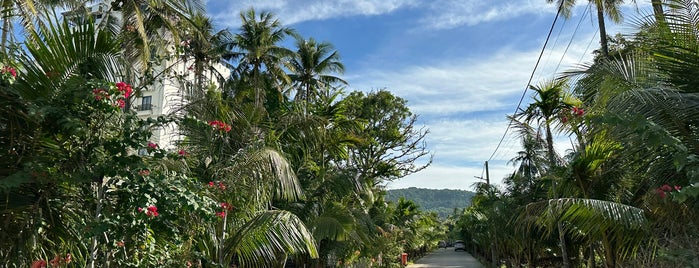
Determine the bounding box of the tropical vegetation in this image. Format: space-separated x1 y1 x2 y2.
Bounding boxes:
0 1 437 267
458 1 699 267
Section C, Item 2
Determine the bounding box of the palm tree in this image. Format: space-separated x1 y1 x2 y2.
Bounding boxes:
228 8 296 109
178 12 232 96
179 87 319 266
287 37 347 113
517 78 578 268
0 0 83 54
547 0 630 58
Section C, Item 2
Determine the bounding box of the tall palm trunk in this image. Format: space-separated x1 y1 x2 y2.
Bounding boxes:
545 121 571 268
1 15 9 55
596 3 609 58
651 0 665 23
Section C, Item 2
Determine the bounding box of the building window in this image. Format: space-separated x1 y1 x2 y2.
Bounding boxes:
139 96 152 111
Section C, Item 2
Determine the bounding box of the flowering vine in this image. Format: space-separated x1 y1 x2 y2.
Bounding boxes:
91 81 134 109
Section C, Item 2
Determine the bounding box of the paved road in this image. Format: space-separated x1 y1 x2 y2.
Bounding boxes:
407 248 485 268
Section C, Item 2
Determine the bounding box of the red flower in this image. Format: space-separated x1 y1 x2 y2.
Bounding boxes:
116 99 125 108
207 120 232 132
115 81 133 98
138 169 150 176
92 88 109 101
218 182 226 191
674 185 682 191
562 116 568 123
116 241 125 247
138 207 143 212
145 205 159 217
178 149 187 156
30 260 47 268
64 253 72 264
208 181 215 187
655 188 667 199
661 184 672 192
216 211 226 218
147 142 158 149
2 66 16 77
221 202 233 210
50 255 62 266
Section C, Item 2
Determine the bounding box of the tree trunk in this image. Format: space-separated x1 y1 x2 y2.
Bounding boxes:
89 178 105 268
545 122 571 268
596 3 609 58
651 0 665 24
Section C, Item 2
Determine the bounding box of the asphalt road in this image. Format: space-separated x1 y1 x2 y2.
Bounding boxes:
406 248 485 268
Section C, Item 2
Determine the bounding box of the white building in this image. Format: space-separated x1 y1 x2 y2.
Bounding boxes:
65 0 229 150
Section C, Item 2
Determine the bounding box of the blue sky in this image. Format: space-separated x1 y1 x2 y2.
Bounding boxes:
204 0 651 191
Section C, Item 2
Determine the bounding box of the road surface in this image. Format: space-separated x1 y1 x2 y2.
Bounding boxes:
406 248 485 268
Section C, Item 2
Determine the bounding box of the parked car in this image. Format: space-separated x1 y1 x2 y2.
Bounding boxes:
453 240 466 251
438 240 447 248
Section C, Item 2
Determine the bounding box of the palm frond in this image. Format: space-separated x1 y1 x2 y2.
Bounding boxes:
225 210 318 267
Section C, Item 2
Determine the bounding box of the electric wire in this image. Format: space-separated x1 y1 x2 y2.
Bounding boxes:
486 1 566 163
555 2 591 73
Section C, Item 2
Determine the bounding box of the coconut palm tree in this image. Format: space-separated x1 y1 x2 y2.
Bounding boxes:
546 0 631 58
228 8 296 109
287 37 347 113
517 78 579 268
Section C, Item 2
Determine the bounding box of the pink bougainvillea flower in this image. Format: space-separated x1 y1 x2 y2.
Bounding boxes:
116 99 125 108
674 185 682 191
2 66 16 77
92 88 109 101
30 260 47 268
138 207 143 212
144 205 159 217
147 142 158 149
115 81 133 98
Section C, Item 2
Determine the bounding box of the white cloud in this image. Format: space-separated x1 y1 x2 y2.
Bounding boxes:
346 30 598 118
418 0 555 30
208 0 418 28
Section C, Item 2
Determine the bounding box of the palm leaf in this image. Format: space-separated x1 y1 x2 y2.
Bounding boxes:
225 210 318 267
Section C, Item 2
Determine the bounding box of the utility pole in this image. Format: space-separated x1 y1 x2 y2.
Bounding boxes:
484 161 490 185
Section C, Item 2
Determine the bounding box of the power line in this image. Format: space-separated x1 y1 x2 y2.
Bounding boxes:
486 1 566 162
555 2 591 74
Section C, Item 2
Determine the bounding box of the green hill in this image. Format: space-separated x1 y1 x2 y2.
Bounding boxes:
385 187 475 219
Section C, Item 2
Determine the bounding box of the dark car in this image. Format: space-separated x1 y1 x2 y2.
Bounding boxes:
453 240 466 251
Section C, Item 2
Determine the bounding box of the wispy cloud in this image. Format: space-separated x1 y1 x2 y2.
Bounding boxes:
206 0 569 30
418 0 555 30
208 0 418 28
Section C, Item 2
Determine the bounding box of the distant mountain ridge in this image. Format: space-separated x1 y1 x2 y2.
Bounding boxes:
385 187 475 218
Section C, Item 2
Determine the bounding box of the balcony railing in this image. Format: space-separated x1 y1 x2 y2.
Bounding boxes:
136 104 153 111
